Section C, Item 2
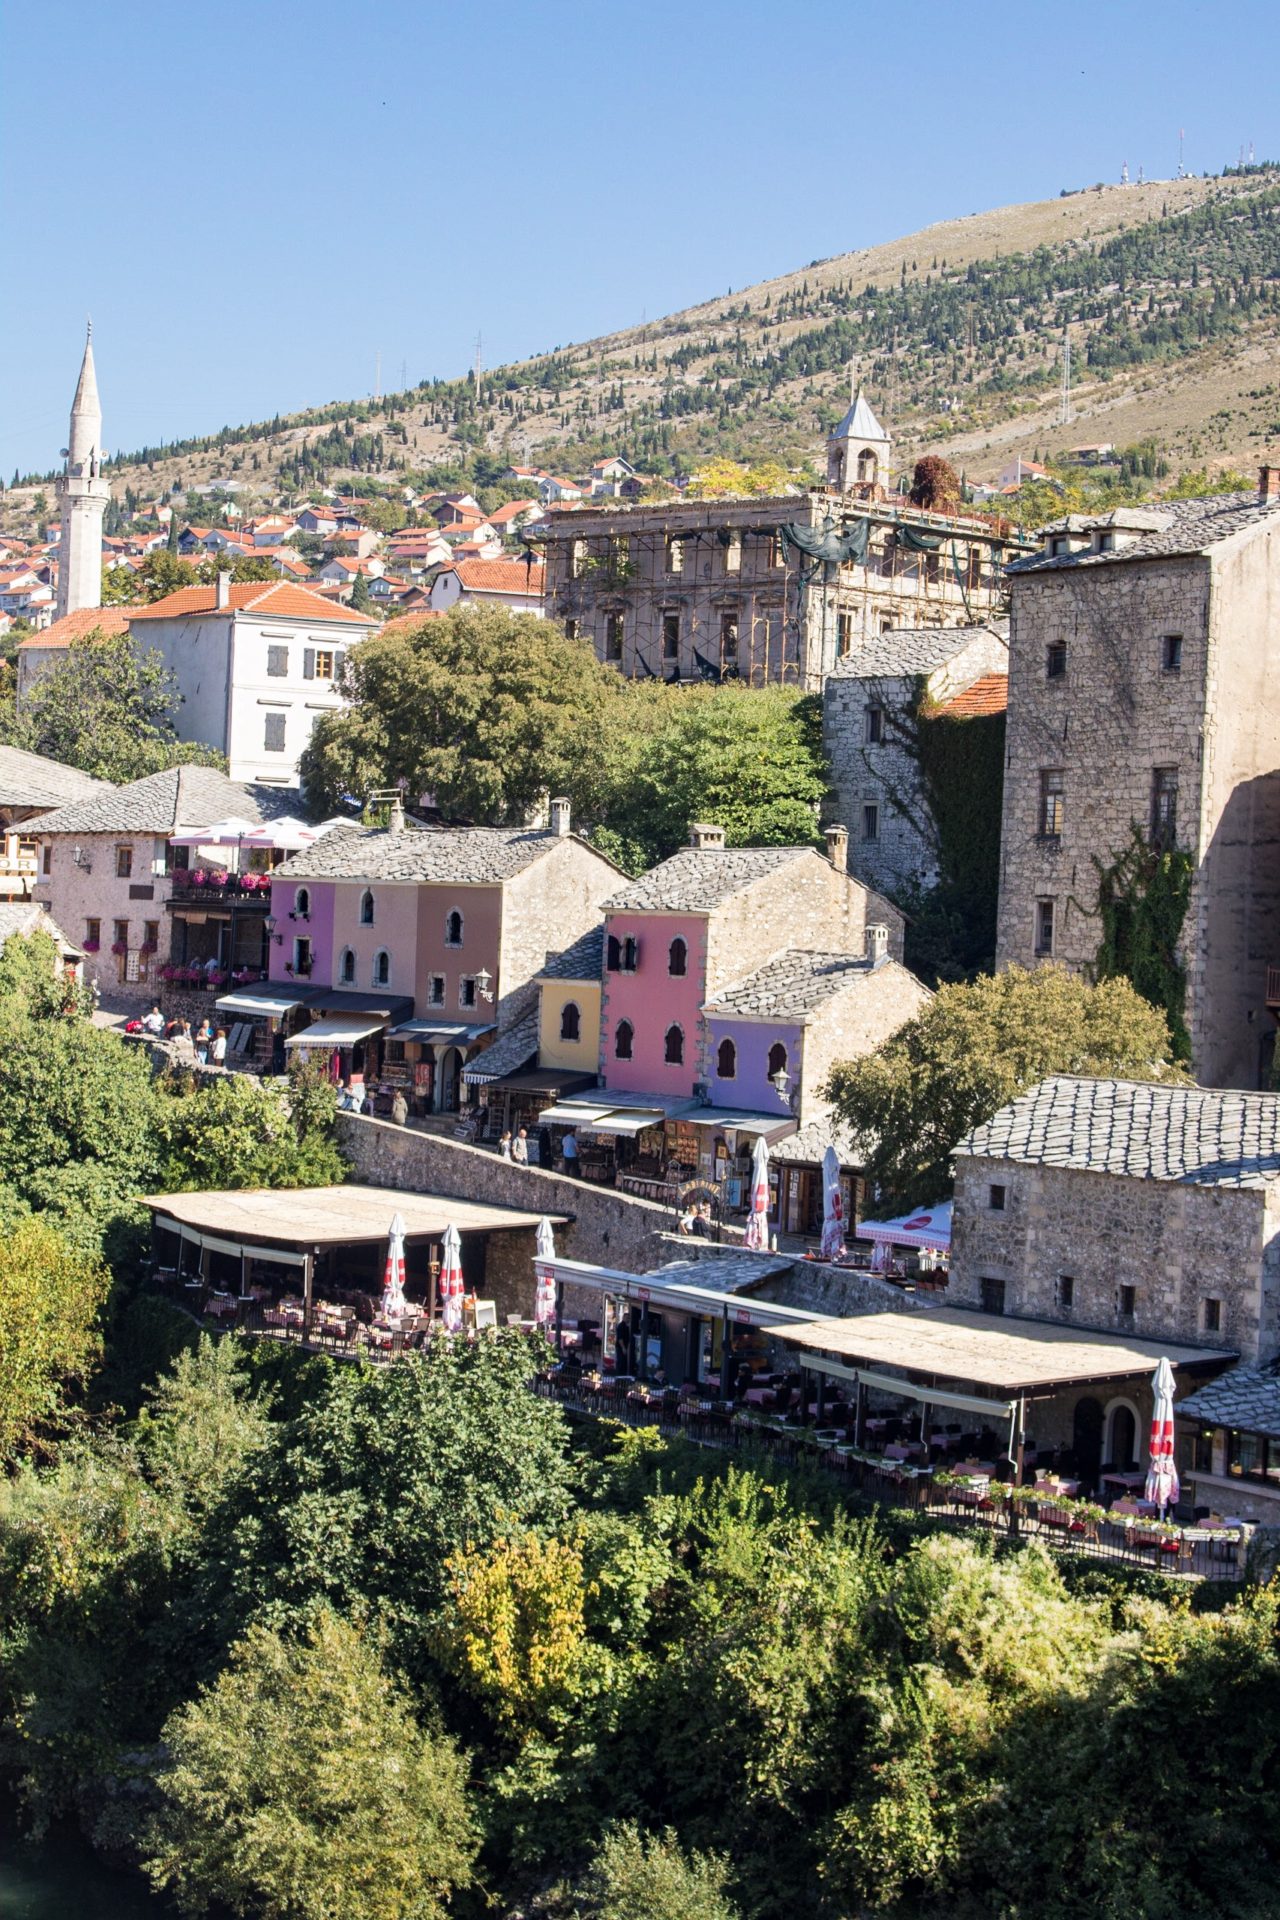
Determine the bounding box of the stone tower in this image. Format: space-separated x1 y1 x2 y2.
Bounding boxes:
55 325 109 618
827 387 892 495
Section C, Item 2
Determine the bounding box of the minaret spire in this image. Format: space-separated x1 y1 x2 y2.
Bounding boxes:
56 326 109 619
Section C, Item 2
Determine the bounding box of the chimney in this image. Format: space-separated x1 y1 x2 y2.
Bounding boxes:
824 823 849 872
214 568 232 610
549 796 571 837
1260 465 1280 503
689 822 726 850
866 922 890 966
388 794 406 833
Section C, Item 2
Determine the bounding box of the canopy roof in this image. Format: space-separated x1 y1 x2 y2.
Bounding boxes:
216 983 322 1017
147 1183 565 1250
285 1014 382 1048
855 1202 952 1251
771 1307 1229 1394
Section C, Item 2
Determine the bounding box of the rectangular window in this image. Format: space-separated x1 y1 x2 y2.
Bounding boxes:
862 802 879 841
85 917 100 946
1162 633 1183 673
766 534 782 569
115 845 133 879
1058 1274 1075 1311
1203 1296 1222 1333
988 1183 1007 1212
266 644 289 677
1046 641 1067 680
113 918 128 948
41 844 51 875
609 535 630 575
428 974 445 1006
605 613 624 662
313 649 334 680
665 535 684 575
1034 897 1055 956
720 612 739 664
837 611 854 656
865 705 884 745
144 920 159 949
564 618 579 642
264 711 287 753
724 532 742 573
293 937 312 976
662 612 680 661
460 976 477 1009
980 1277 1007 1316
966 546 983 591
1039 769 1065 839
1118 1284 1136 1322
1151 767 1178 848
570 538 586 580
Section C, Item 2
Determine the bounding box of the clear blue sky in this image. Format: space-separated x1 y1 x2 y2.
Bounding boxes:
2 0 1276 479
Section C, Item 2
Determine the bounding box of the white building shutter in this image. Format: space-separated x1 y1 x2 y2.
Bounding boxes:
303 648 316 680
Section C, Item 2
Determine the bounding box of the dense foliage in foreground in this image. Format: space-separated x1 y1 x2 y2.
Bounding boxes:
1 1332 1276 1920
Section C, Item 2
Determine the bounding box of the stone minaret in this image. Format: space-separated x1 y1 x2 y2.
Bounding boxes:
55 324 110 618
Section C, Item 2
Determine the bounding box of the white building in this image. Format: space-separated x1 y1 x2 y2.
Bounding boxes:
427 556 546 617
127 578 375 786
55 327 111 620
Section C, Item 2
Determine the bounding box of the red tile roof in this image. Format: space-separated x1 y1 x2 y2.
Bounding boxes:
488 499 538 523
448 558 546 596
377 610 444 638
16 606 134 651
128 581 375 627
937 672 1008 719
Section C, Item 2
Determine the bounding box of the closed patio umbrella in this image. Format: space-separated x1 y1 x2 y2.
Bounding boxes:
379 1211 407 1320
440 1223 465 1333
1145 1356 1180 1517
818 1144 846 1262
743 1134 771 1251
534 1216 557 1328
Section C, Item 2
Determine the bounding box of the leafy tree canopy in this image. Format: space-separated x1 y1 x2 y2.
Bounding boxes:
569 1823 742 1920
0 1217 108 1462
685 457 799 498
153 1067 345 1194
826 962 1182 1209
1 632 226 782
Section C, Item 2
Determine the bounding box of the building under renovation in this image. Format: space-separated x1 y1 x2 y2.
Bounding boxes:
536 394 1034 690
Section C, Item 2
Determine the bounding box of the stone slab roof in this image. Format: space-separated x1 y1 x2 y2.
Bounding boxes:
830 624 1006 681
1009 492 1280 575
706 948 891 1021
22 765 296 837
604 846 810 913
275 822 566 884
0 745 113 811
652 1253 796 1291
537 925 604 982
466 1013 538 1081
0 901 81 955
959 1076 1280 1191
1176 1367 1280 1438
769 1109 869 1169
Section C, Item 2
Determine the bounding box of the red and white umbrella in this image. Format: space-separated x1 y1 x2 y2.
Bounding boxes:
440 1222 465 1333
743 1134 771 1251
534 1216 557 1328
818 1144 846 1262
379 1211 407 1320
1145 1356 1180 1516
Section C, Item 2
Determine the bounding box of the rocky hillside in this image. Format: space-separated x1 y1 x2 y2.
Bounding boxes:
11 168 1280 522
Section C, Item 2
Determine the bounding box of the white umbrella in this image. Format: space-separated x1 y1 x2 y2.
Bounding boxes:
818 1145 846 1262
241 815 324 852
743 1134 771 1250
534 1216 557 1328
1145 1356 1180 1517
379 1211 407 1320
170 814 261 847
440 1223 465 1333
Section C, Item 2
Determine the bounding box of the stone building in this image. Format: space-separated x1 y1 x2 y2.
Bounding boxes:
995 482 1280 1088
823 624 1008 899
0 745 112 900
536 406 1030 692
950 1074 1279 1484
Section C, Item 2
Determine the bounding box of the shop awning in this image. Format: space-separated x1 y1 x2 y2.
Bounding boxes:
286 1014 384 1049
480 1067 599 1096
390 1019 494 1044
582 1110 667 1138
215 983 323 1017
684 1109 796 1138
309 990 414 1021
538 1101 614 1127
855 1202 952 1252
148 1183 569 1249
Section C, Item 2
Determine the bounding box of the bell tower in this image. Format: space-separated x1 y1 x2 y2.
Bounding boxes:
826 374 892 496
55 323 110 618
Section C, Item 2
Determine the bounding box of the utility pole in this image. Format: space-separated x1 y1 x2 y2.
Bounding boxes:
1177 127 1186 179
1058 326 1072 428
473 332 483 391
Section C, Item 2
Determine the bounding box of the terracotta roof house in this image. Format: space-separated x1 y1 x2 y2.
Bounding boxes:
15 606 134 703
427 557 545 617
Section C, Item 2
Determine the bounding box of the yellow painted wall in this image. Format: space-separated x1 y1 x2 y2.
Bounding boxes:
539 978 601 1072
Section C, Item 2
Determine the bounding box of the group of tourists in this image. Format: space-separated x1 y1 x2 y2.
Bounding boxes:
135 1007 227 1066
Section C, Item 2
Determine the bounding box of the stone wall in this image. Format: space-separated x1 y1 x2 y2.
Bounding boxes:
498 837 620 1031
797 961 931 1126
951 1149 1276 1363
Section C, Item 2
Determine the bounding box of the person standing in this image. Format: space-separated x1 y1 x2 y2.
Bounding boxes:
499 1131 513 1159
391 1089 408 1127
211 1027 228 1067
511 1128 529 1166
143 1004 165 1036
561 1128 578 1175
195 1017 212 1065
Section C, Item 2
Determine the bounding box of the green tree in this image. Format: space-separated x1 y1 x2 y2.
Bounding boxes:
167 513 180 554
2 631 226 782
194 554 277 586
349 567 373 612
146 1611 478 1920
0 1217 108 1461
826 963 1183 1209
570 1823 741 1920
153 1069 345 1192
0 926 90 1020
298 604 620 822
135 550 195 601
101 563 142 606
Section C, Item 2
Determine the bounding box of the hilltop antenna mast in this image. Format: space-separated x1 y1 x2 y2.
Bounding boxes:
1058 327 1073 428
473 332 483 390
1177 127 1186 179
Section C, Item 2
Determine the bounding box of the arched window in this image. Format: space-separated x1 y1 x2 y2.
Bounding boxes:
372 949 390 987
294 886 310 918
767 1041 788 1081
668 936 687 977
338 946 355 984
359 889 374 926
857 446 878 484
606 933 622 972
560 1001 581 1042
664 1024 684 1065
445 908 463 947
615 1019 633 1061
716 1037 737 1079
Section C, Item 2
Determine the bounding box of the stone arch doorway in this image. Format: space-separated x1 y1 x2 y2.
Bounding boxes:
1105 1399 1140 1471
1072 1395 1104 1488
438 1047 462 1113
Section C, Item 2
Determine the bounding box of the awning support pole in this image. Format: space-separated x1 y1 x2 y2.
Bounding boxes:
815 1367 826 1425
854 1376 866 1448
720 1306 733 1400
638 1301 650 1382
303 1250 314 1345
555 1280 564 1355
